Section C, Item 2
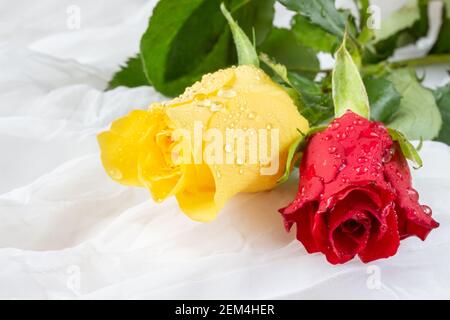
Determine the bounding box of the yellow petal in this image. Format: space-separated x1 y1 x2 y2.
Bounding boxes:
97 109 153 186
167 68 235 107
166 65 309 217
175 163 218 222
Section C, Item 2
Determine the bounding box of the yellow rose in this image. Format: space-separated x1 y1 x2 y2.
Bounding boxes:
98 65 309 221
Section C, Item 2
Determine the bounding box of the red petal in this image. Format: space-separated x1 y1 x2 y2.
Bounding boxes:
295 202 320 253
359 205 400 263
326 191 377 263
384 143 439 240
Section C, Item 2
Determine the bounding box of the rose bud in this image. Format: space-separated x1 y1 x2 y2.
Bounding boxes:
279 110 439 264
98 65 309 221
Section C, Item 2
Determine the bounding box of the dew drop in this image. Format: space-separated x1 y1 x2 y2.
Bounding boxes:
373 162 383 171
266 123 273 130
210 101 223 112
355 166 368 175
357 157 368 163
196 99 212 107
239 168 244 175
407 188 419 201
328 146 337 154
331 121 340 129
382 147 395 163
247 112 256 119
217 88 237 98
109 169 123 180
421 205 432 215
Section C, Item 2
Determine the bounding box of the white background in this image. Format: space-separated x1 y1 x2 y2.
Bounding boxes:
0 0 449 299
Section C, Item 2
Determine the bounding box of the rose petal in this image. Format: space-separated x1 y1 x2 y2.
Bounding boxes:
384 143 439 240
359 205 400 263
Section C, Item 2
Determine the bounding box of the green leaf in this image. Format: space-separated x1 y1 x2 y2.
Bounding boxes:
355 0 370 30
430 0 450 54
277 133 304 184
387 68 442 140
220 3 259 67
332 38 370 119
434 83 450 145
365 0 429 63
278 0 347 38
140 0 275 97
277 126 327 184
258 28 320 77
363 74 402 123
232 0 275 46
107 55 150 90
289 72 334 125
388 128 423 169
259 53 333 125
290 14 338 53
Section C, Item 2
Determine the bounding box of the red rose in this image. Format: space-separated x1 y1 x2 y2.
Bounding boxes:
279 111 439 264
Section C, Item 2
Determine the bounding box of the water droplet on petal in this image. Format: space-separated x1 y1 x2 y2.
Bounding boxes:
373 162 383 171
210 101 224 112
247 112 256 119
239 168 244 175
331 121 340 129
217 88 237 98
328 146 337 154
421 205 432 215
301 186 306 196
382 147 395 163
196 99 212 107
355 166 368 175
407 188 419 201
109 169 123 180
357 157 368 163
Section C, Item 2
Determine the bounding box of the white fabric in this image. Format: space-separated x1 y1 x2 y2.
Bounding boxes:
1 0 450 299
